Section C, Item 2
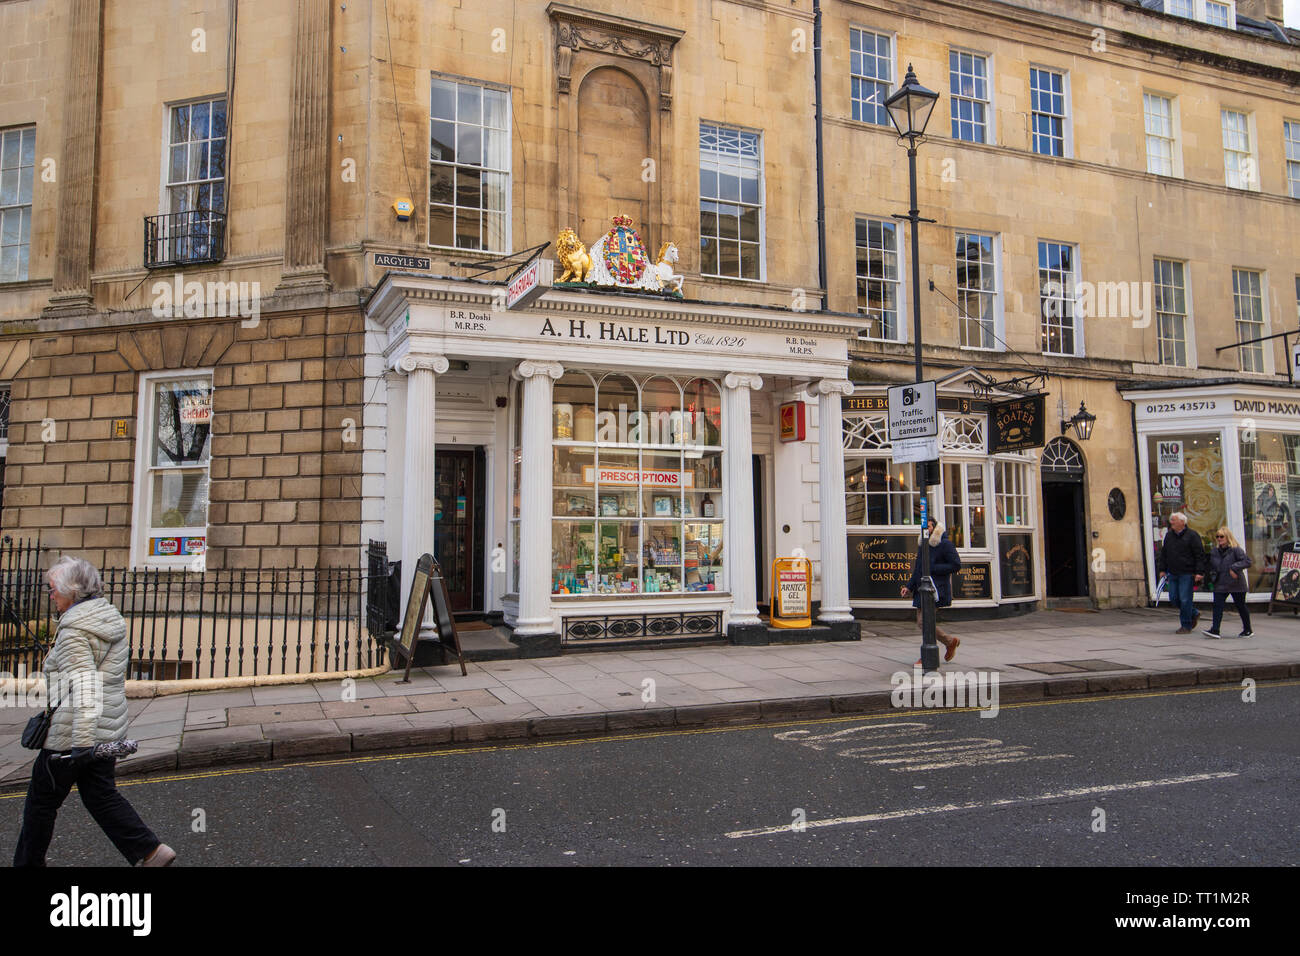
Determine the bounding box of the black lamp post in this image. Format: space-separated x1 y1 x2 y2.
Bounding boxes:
886 66 942 672
1062 401 1097 441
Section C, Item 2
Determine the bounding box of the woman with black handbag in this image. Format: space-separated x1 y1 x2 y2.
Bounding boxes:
12 556 175 867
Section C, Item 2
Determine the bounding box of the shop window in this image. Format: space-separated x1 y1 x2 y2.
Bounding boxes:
699 123 763 280
941 413 986 454
850 29 894 126
855 217 903 342
944 461 988 549
551 372 723 595
1143 93 1178 178
1145 433 1225 567
956 232 999 350
134 373 212 567
1154 258 1190 367
842 459 924 527
1239 430 1299 595
1039 240 1080 356
1231 268 1266 373
843 414 889 452
1029 68 1068 158
949 51 990 144
994 460 1031 526
0 126 35 282
429 75 511 253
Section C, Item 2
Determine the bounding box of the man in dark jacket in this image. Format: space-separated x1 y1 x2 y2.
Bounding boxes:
900 519 962 663
1156 511 1207 633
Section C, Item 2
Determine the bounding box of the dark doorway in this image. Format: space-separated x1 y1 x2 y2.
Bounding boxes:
1041 437 1088 598
433 447 485 612
1043 480 1088 597
753 455 765 604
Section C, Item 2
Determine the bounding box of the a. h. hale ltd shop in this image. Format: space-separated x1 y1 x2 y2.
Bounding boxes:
363 268 863 654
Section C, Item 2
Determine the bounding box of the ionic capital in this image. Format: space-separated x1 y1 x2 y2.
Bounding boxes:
723 372 764 392
397 353 450 375
814 379 855 398
512 360 564 382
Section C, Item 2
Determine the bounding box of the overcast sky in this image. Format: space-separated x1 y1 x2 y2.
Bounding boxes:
1287 0 1299 27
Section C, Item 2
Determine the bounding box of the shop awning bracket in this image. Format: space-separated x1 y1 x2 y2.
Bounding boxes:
448 241 551 279
1214 326 1299 385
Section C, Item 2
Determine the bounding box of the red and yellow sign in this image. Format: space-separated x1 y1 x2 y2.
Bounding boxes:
779 401 806 443
770 556 811 628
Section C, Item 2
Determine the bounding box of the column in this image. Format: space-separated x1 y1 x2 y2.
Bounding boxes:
512 360 564 647
43 0 104 318
276 0 332 292
398 352 448 636
723 373 763 631
815 379 856 631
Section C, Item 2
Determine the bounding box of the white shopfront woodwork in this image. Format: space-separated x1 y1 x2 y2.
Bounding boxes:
815 379 855 623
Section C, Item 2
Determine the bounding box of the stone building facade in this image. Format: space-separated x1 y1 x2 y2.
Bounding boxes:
0 0 1296 647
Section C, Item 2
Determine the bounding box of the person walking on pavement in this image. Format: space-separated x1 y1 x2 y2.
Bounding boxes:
13 556 175 868
1156 511 1208 634
1203 526 1253 638
900 518 961 664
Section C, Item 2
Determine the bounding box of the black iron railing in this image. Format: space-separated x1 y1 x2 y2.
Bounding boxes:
0 537 390 680
367 539 400 639
144 209 227 268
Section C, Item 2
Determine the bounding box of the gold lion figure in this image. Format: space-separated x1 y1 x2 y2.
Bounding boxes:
556 228 593 283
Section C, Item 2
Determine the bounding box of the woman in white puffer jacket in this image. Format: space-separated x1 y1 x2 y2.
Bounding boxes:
12 556 174 867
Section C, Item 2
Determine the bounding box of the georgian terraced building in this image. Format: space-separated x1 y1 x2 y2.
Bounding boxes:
0 0 1296 654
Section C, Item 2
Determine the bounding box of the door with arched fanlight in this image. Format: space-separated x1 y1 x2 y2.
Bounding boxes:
1041 437 1088 597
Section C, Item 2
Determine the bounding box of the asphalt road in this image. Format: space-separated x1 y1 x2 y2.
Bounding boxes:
2 681 1296 867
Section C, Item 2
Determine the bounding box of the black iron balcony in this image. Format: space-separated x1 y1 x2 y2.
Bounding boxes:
144 209 227 268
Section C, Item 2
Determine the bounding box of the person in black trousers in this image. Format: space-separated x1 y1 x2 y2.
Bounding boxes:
1203 526 1253 638
1156 512 1207 634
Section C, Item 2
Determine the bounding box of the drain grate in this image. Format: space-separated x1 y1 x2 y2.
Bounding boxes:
1012 659 1135 674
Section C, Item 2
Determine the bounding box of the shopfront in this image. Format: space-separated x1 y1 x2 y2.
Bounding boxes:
1123 381 1300 603
844 369 1045 613
363 266 862 652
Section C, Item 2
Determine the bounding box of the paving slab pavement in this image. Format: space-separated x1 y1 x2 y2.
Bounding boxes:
0 606 1295 787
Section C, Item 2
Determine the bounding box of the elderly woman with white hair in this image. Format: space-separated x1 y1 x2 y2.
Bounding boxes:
12 556 174 867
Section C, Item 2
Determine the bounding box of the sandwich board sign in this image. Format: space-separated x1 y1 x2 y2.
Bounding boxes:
770 557 812 629
392 553 468 681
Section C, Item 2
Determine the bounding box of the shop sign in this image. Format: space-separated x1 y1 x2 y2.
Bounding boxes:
505 256 553 310
844 396 888 414
770 557 812 628
989 395 1044 453
999 533 1034 598
581 466 694 488
1156 440 1184 475
1271 542 1300 608
1292 339 1300 381
954 562 992 601
888 381 938 441
1158 474 1183 501
779 401 806 442
1235 398 1300 416
179 395 211 425
847 533 917 601
1253 460 1287 485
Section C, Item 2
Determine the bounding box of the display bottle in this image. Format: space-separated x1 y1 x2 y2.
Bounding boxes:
701 492 715 518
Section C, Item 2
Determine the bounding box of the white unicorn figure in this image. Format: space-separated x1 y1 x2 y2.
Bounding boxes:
652 242 684 295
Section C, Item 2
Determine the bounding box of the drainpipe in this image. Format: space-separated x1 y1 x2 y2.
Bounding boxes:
813 0 828 311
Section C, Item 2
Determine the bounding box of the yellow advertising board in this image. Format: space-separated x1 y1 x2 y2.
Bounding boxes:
770 557 811 629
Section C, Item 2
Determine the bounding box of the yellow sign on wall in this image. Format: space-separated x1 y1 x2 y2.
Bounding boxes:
770 556 811 629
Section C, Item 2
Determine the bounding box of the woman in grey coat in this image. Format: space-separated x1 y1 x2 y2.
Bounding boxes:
1202 526 1253 639
12 556 175 867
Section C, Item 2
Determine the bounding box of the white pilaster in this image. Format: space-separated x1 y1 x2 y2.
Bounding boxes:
512 359 564 635
815 379 855 622
724 372 763 626
398 352 448 635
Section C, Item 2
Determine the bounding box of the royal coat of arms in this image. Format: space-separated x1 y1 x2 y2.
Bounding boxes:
555 215 684 298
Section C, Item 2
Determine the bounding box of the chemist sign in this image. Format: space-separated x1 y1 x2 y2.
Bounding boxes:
888 381 937 442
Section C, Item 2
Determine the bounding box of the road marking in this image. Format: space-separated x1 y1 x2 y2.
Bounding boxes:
775 720 1073 771
724 772 1240 838
0 680 1291 797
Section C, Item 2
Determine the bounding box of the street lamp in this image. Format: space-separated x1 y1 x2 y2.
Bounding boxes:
1061 401 1097 441
886 66 942 672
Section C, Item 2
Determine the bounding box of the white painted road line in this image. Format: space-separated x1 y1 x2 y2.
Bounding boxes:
724 772 1240 839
